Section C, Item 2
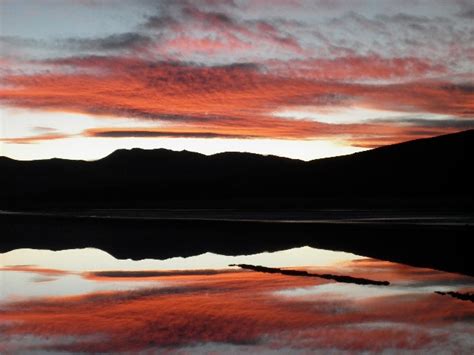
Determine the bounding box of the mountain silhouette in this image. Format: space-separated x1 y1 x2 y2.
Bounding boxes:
1 130 473 275
1 129 473 209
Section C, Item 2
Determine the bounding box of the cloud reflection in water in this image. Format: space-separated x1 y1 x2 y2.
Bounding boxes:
0 247 473 353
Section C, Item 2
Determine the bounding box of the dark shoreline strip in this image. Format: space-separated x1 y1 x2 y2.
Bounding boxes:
230 264 390 286
435 291 474 303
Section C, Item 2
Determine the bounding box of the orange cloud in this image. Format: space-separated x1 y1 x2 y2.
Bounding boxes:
0 133 71 144
1 56 473 147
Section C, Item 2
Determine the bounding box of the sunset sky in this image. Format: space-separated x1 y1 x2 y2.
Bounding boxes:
1 0 473 160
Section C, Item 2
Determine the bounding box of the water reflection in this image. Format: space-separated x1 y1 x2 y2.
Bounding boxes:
0 247 473 353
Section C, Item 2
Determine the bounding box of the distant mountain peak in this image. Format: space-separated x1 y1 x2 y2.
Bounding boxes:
102 147 205 161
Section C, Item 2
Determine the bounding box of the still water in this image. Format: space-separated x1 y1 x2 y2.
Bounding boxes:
1 247 473 353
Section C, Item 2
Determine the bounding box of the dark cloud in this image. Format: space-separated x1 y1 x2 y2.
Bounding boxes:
376 13 436 24
86 130 257 139
441 84 474 94
456 7 474 19
89 269 236 278
143 15 179 29
1 33 152 53
182 7 234 25
67 32 152 51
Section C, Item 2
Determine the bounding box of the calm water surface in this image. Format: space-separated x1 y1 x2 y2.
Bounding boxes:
0 246 473 353
2 209 473 225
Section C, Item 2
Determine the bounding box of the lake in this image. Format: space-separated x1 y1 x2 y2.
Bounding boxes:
1 246 473 353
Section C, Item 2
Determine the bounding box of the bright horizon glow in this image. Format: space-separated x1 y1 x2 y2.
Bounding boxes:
0 135 365 162
0 109 365 161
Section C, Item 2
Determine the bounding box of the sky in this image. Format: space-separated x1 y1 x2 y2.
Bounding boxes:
0 0 473 161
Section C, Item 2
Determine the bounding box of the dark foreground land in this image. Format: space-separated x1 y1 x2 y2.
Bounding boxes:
2 210 473 276
1 130 473 210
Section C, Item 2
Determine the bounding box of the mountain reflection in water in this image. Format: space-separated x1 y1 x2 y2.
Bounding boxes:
0 247 473 353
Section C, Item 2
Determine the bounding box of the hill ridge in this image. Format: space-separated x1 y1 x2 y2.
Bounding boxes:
1 129 472 209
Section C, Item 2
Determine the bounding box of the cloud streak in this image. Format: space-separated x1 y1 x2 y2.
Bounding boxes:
85 129 258 139
0 133 71 144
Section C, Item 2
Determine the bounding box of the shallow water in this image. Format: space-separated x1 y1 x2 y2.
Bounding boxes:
2 209 473 225
0 247 473 353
